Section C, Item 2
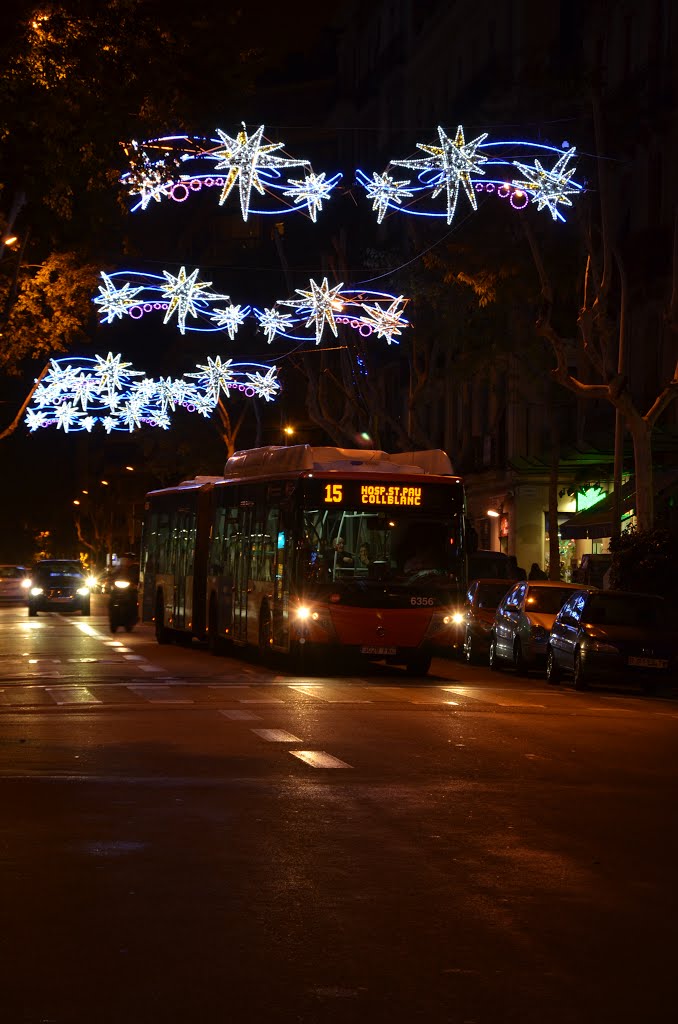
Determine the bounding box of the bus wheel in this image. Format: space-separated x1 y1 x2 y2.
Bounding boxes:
405 653 431 677
258 606 272 662
155 596 171 645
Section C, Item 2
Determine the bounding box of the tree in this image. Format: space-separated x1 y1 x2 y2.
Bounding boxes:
524 93 678 532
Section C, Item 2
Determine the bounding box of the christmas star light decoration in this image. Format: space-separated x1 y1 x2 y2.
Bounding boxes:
283 172 336 221
93 273 145 323
511 147 581 221
359 295 408 344
121 140 180 209
209 303 248 339
211 124 310 220
185 355 238 401
364 172 415 223
24 354 282 434
279 277 345 345
391 124 488 224
256 307 294 343
246 366 280 403
121 129 339 220
360 132 584 223
161 266 215 334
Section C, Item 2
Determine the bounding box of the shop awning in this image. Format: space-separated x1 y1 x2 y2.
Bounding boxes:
559 470 678 540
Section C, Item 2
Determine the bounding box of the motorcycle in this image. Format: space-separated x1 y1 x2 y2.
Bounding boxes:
108 564 139 633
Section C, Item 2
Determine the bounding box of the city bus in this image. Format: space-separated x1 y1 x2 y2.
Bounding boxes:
140 445 469 674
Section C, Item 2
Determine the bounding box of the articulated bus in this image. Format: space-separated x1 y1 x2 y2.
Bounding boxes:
140 445 469 675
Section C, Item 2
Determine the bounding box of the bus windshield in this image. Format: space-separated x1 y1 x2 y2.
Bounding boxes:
300 506 463 586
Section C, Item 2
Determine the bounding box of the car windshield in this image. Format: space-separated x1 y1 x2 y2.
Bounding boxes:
35 562 84 580
525 586 577 614
0 566 24 578
586 594 669 628
475 582 512 609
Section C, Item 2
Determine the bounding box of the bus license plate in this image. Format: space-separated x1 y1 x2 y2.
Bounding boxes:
361 646 397 656
628 656 668 669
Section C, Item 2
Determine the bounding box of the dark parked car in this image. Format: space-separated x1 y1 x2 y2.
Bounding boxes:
462 578 514 663
547 588 678 692
27 560 91 616
489 580 582 673
108 563 140 633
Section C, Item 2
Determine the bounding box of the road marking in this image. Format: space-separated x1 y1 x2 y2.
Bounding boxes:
251 729 302 742
126 686 193 703
45 686 101 705
440 686 546 708
290 750 352 768
123 655 146 661
219 710 262 721
239 698 285 704
288 683 371 703
139 663 163 672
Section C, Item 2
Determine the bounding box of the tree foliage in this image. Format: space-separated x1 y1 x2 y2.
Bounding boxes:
608 526 678 602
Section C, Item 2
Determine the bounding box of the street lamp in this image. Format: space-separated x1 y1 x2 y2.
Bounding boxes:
283 426 295 445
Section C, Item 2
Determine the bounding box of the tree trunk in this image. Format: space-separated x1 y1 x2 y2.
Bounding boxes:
626 413 654 529
548 408 561 580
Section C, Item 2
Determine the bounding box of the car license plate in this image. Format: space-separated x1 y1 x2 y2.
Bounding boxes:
361 646 397 656
628 656 668 669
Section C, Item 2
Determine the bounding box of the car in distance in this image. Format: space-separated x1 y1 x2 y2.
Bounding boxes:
27 559 92 616
489 580 582 674
462 578 514 663
546 588 678 693
108 562 140 633
0 565 29 604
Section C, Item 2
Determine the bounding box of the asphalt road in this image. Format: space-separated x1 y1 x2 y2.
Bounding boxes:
1 595 677 1024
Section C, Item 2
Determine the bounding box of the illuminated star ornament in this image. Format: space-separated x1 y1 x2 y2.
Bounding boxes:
511 147 582 221
93 270 412 347
358 129 584 223
254 283 411 346
391 124 488 224
24 354 281 434
93 269 240 335
364 172 415 223
120 126 341 221
278 277 345 345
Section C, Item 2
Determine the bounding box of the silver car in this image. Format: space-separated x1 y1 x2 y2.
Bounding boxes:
489 580 581 674
0 565 29 604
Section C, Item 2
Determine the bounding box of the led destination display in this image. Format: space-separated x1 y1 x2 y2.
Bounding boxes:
303 478 463 514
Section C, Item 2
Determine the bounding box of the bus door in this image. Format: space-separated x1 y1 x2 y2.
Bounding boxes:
173 507 195 630
232 501 254 642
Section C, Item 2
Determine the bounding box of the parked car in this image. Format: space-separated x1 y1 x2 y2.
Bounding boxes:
27 560 91 616
547 588 678 692
462 578 514 663
108 563 140 633
489 580 582 673
0 565 29 604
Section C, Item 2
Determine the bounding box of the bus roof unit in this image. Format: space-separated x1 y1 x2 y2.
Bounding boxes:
224 445 456 480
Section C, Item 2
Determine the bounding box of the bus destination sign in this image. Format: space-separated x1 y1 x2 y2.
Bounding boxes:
304 477 463 514
322 481 422 507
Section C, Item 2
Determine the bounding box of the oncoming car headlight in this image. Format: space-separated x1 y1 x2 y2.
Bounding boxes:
30 586 44 596
21 578 32 590
86 575 98 588
114 579 131 590
76 586 90 596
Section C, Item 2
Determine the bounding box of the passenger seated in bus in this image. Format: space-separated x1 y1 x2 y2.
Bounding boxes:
358 542 371 568
332 536 354 567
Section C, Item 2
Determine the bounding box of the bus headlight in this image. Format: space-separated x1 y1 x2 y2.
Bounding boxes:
295 606 311 620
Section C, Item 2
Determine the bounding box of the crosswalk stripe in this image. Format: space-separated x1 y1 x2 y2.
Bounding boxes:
251 729 302 742
219 709 261 721
126 686 193 703
290 750 352 768
45 686 101 705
